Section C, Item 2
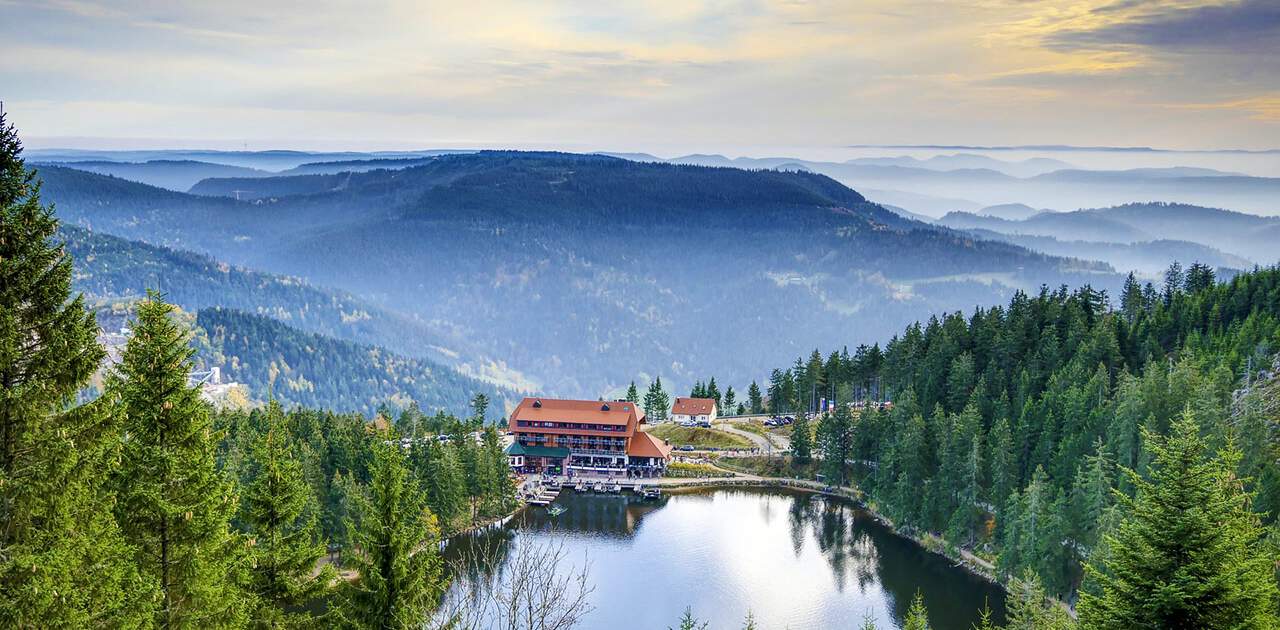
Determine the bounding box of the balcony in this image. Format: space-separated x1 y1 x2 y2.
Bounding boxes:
569 448 625 457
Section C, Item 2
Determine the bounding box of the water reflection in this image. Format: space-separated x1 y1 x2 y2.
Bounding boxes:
444 487 1005 629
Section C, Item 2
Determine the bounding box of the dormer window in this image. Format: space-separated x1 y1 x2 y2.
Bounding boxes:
532 400 542 408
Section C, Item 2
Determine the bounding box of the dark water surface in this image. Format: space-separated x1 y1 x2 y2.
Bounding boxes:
444 487 1006 629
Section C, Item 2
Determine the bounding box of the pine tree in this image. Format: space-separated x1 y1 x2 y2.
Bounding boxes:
241 401 334 627
112 293 248 628
1078 411 1280 629
1067 440 1112 553
748 381 764 414
421 440 466 533
626 381 640 404
1119 272 1143 323
326 469 362 556
1184 261 1215 294
670 607 708 630
477 427 513 517
339 440 446 629
790 409 812 464
816 404 853 485
723 386 736 415
1004 570 1074 630
902 591 931 630
644 377 670 422
0 113 154 627
469 392 489 423
1162 261 1184 305
395 402 423 440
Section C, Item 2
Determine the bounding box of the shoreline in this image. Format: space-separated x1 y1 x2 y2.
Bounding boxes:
659 475 1005 590
442 506 523 542
474 471 1005 593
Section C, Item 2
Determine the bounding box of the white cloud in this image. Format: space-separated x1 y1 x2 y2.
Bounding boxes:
3 0 1276 150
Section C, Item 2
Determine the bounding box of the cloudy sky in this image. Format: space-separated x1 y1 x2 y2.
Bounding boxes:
3 0 1278 152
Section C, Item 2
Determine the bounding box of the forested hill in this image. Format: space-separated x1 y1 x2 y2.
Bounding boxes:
194 307 511 416
41 151 1116 395
764 263 1280 601
32 159 269 191
60 225 487 370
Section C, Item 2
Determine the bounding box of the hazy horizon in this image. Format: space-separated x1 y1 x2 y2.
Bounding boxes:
5 1 1278 151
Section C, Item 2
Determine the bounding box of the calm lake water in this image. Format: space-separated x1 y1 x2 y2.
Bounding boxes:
443 487 1006 629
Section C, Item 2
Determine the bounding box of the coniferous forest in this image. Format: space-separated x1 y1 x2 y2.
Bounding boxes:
762 261 1280 625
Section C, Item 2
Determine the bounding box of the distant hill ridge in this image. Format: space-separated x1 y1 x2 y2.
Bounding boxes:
41 150 1113 395
939 201 1280 266
194 307 512 416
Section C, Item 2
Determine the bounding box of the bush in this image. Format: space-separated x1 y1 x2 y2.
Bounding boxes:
664 462 732 478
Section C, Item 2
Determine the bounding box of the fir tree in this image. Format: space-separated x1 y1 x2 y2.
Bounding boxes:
477 426 514 517
241 401 334 627
626 381 640 404
1162 261 1184 305
815 404 853 485
339 440 446 629
1004 570 1074 630
644 377 670 422
670 607 708 630
469 392 489 423
0 113 154 627
690 380 705 398
395 402 423 440
1184 261 1215 294
790 408 812 464
1067 440 1113 553
747 381 764 414
112 293 247 628
1120 272 1143 323
902 591 932 630
723 386 736 415
420 440 466 534
1078 411 1280 629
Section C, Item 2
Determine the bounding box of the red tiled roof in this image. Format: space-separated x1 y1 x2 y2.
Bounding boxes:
670 397 716 416
629 430 673 459
509 398 640 428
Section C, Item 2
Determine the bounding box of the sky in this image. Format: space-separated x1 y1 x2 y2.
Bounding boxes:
2 0 1278 153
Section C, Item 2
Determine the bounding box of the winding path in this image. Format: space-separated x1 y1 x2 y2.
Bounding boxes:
715 420 790 454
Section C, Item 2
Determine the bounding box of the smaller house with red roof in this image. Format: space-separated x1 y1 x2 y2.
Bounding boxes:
670 397 717 426
505 397 672 475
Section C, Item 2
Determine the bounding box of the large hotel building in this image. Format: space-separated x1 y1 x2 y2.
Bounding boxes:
505 397 672 475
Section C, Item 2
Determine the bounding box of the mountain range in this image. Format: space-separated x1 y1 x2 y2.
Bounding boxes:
31 147 1279 219
937 202 1280 268
651 155 1280 217
39 152 1112 396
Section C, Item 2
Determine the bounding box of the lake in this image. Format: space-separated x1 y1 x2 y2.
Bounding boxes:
443 486 1006 629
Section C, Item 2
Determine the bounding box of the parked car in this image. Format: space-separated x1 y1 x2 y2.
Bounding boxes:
697 421 711 428
677 445 696 451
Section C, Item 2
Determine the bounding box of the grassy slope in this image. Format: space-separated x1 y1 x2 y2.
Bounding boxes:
646 423 752 449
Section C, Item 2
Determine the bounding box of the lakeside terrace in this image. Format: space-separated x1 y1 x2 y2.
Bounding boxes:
505 397 673 475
